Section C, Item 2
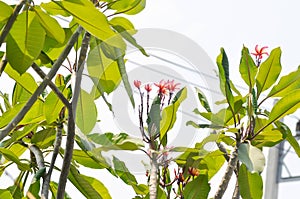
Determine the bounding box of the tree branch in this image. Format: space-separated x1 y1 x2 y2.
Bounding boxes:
31 62 71 109
0 0 26 47
0 26 83 142
41 121 63 199
28 144 45 171
214 147 239 199
56 31 90 199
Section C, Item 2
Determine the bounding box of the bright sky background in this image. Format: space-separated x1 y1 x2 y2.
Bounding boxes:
1 0 300 198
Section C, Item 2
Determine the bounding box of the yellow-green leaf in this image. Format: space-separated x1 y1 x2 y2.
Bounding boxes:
239 46 257 89
0 1 12 23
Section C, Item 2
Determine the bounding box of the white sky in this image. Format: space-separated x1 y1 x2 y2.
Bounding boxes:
1 0 300 198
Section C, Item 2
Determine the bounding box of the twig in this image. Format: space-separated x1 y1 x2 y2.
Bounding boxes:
0 53 8 76
149 152 158 199
0 26 83 142
56 31 90 199
214 147 239 199
41 120 63 199
0 0 26 47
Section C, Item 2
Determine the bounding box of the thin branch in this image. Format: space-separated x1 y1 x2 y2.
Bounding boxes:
0 53 8 76
56 31 90 199
31 62 71 109
0 26 83 142
28 144 46 175
232 174 240 199
0 0 26 47
214 147 239 199
41 119 64 199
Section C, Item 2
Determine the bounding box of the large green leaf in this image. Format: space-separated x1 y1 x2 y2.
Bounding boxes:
267 67 300 98
183 174 210 199
31 128 56 149
0 1 12 23
195 87 211 112
5 64 38 97
6 11 45 74
160 87 187 146
68 165 111 199
72 149 109 169
113 156 137 185
76 89 97 134
87 39 121 94
0 148 30 171
110 0 146 15
238 164 263 199
0 190 13 199
256 47 281 98
267 89 300 126
34 6 65 44
12 83 32 105
147 96 161 137
53 0 125 49
88 132 144 151
109 17 137 34
239 46 257 89
238 143 265 173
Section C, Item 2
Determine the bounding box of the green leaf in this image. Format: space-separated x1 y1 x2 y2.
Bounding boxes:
44 86 68 124
12 83 32 105
239 46 257 89
87 39 122 94
113 156 138 185
267 67 300 98
72 149 109 169
109 17 137 34
5 64 38 97
238 164 263 199
110 0 146 15
6 11 45 74
147 96 161 137
115 47 135 107
256 47 281 98
40 2 70 17
183 174 210 199
34 6 65 44
238 143 265 173
27 179 41 199
112 25 148 56
195 87 211 112
88 132 143 151
31 128 56 149
49 181 72 199
0 190 13 199
0 1 12 23
0 148 30 171
268 89 300 126
160 87 187 146
54 0 125 49
68 165 111 199
76 89 97 134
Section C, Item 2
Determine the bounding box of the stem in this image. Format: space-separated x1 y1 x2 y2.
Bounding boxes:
56 31 90 199
0 53 8 76
149 151 158 199
0 26 83 142
41 121 63 199
0 0 26 47
232 162 240 199
214 147 239 199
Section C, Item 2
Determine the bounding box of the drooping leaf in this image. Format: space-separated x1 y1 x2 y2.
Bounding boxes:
0 1 12 23
0 148 30 171
160 87 187 146
239 46 257 89
238 164 263 199
238 143 265 173
6 11 45 74
256 47 281 98
72 149 109 169
52 0 125 49
267 67 300 98
34 6 65 44
110 0 146 15
195 87 211 112
88 132 143 151
76 89 97 134
115 47 135 107
113 156 138 185
68 165 111 199
183 174 210 199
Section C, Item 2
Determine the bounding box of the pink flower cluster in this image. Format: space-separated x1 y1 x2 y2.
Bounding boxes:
133 79 180 95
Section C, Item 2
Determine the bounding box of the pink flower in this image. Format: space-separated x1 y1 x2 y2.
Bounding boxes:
166 80 180 92
144 84 152 92
133 80 141 89
154 80 167 95
251 45 269 60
